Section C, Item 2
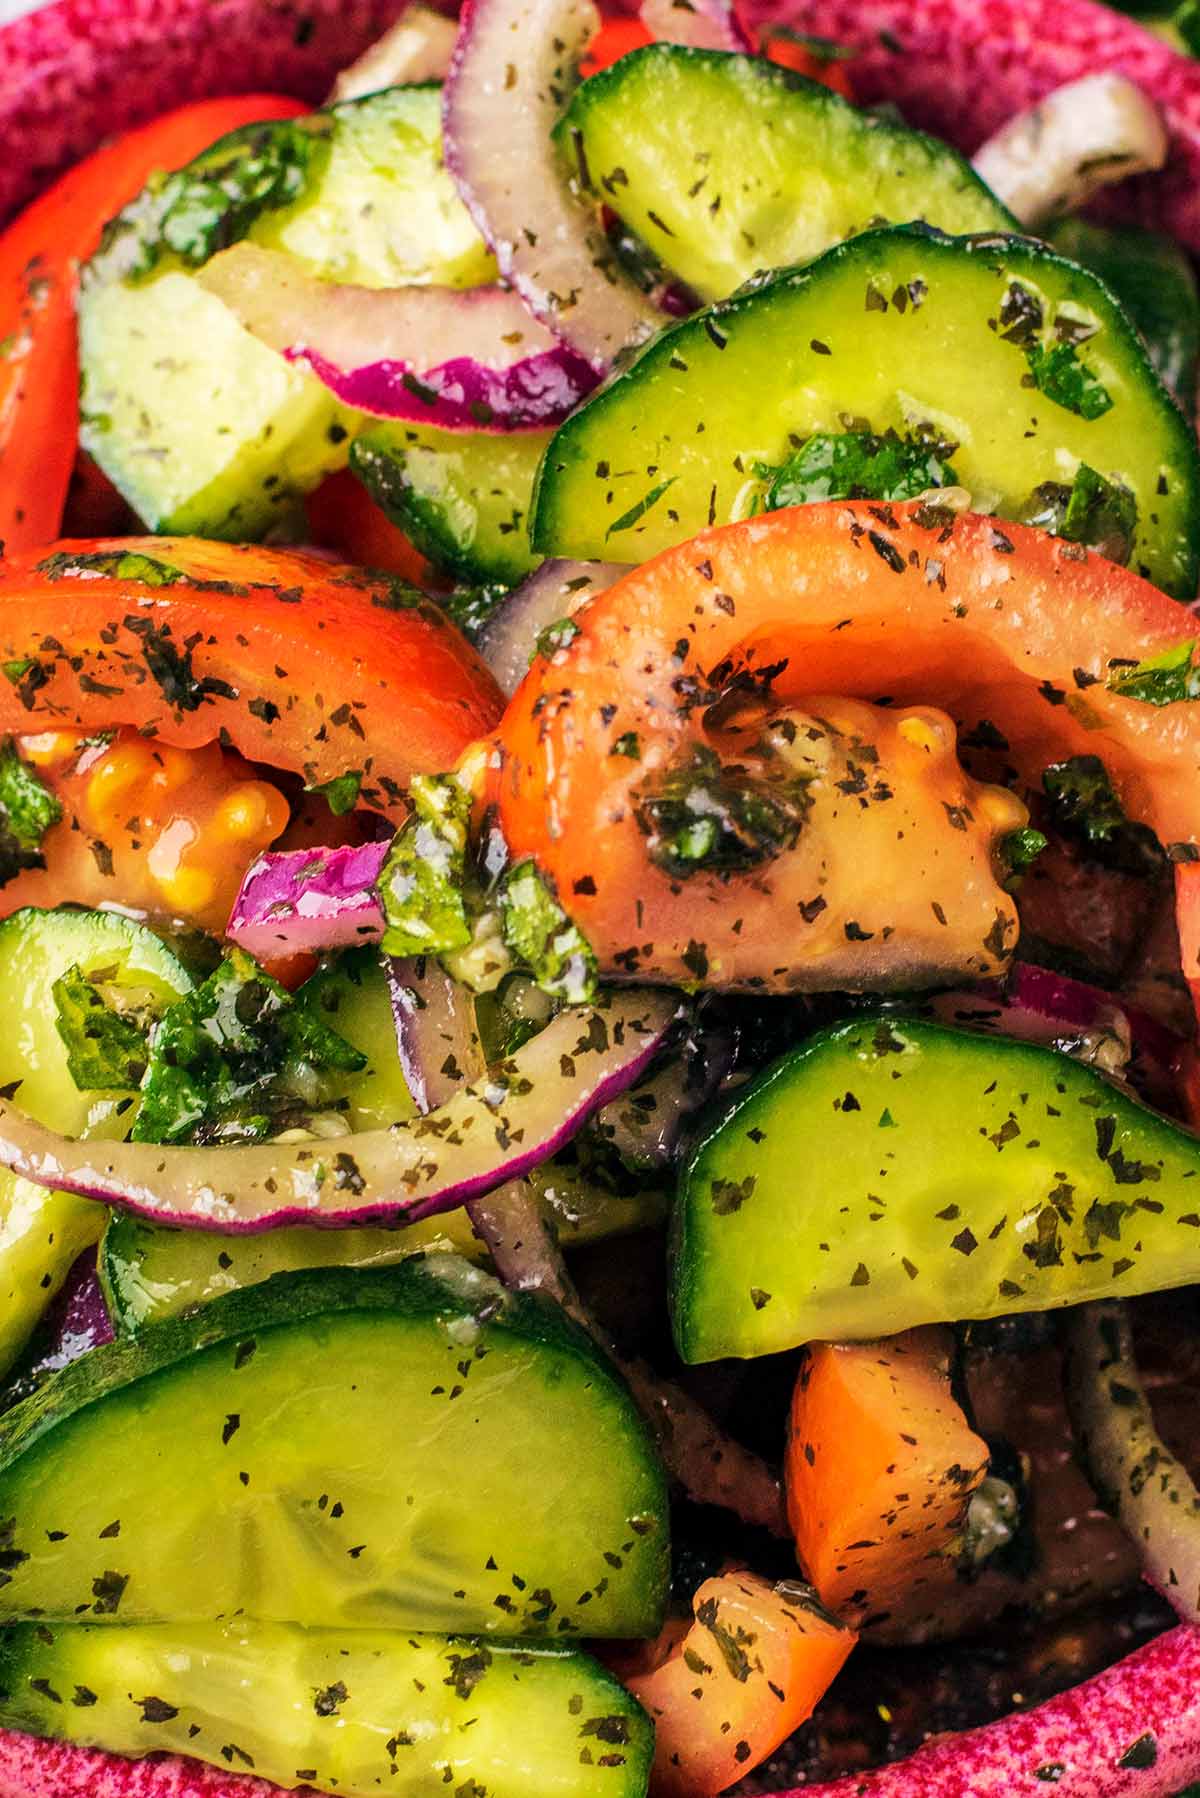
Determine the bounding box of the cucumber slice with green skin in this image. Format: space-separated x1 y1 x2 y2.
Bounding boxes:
80 88 492 540
0 1259 668 1636
557 47 1015 303
532 225 1200 598
99 1170 667 1336
0 1621 651 1798
672 1017 1200 1364
300 950 417 1133
351 423 548 584
0 910 193 1378
1049 218 1200 420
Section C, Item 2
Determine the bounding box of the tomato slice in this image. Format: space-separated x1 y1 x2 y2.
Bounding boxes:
762 30 856 95
306 470 433 587
0 95 305 554
488 502 1200 991
0 538 502 816
581 15 655 75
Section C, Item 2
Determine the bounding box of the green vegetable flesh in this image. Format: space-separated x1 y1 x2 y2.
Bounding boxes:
0 1621 652 1798
0 909 193 1378
672 1018 1200 1362
1050 218 1200 419
79 88 492 540
132 950 365 1147
532 226 1200 598
296 949 418 1133
52 967 150 1094
351 422 548 584
557 47 1014 302
0 743 61 890
376 775 474 958
0 1261 668 1635
99 1167 667 1337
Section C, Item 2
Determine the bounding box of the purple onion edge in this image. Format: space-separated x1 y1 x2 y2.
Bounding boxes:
291 344 597 431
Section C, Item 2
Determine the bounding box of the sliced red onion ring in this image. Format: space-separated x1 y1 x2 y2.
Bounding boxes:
385 953 484 1112
478 559 628 695
639 0 753 52
926 961 1183 1109
1065 1299 1200 1624
0 992 677 1233
329 5 461 100
226 839 388 962
762 1623 1200 1796
442 0 664 370
0 1726 287 1798
0 1250 113 1408
198 243 597 430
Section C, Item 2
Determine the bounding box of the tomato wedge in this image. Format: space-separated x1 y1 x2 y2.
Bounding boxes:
0 538 502 815
488 502 1200 991
0 95 305 554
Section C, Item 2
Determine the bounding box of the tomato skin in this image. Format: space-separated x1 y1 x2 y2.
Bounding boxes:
305 471 433 587
0 95 305 554
488 503 1200 991
762 31 856 94
0 538 502 816
623 1570 855 1795
582 16 655 75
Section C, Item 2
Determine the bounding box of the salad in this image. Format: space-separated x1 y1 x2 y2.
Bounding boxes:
4 0 1200 1791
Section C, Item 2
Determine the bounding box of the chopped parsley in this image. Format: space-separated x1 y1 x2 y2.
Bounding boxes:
761 427 958 509
1025 341 1113 421
1042 755 1164 878
1022 464 1137 566
998 826 1048 878
133 950 364 1146
36 550 190 586
634 743 812 879
498 860 598 1005
0 738 62 887
305 770 364 817
375 774 474 958
1107 638 1200 705
52 966 150 1092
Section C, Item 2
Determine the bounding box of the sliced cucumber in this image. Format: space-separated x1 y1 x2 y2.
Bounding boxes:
99 1168 667 1336
0 1260 667 1636
79 271 347 539
351 423 548 584
258 88 495 292
80 89 492 540
557 47 1014 302
671 1017 1200 1363
293 950 416 1133
0 1621 651 1798
0 910 193 1377
532 225 1200 598
1049 218 1200 419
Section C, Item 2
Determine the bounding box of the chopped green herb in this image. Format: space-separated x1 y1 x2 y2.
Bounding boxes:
634 743 812 879
499 859 598 1005
133 950 364 1146
535 616 582 660
0 737 62 887
605 478 676 541
1025 342 1113 420
52 966 150 1092
999 826 1048 877
1107 638 1200 705
1022 464 1137 565
1042 755 1164 878
305 770 364 817
761 428 958 510
375 774 473 958
36 550 189 587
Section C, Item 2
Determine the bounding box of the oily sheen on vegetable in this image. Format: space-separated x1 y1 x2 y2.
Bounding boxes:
0 540 501 813
0 990 675 1231
488 503 1200 994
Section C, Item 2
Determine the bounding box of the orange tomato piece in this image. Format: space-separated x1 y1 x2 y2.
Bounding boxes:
582 15 656 75
785 1328 989 1629
305 470 433 586
762 30 856 95
0 538 502 819
0 95 305 553
625 1570 855 1795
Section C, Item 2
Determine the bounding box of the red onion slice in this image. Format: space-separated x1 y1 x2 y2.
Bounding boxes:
329 5 461 99
1066 1299 1200 1624
0 1727 288 1798
385 954 484 1112
926 961 1183 1110
478 558 627 695
640 0 753 52
442 0 664 370
761 1622 1200 1796
0 992 678 1233
198 243 596 430
226 839 388 962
